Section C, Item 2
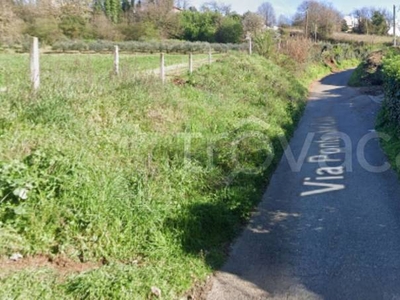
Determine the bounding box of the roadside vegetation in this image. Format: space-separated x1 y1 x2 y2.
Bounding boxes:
349 45 400 175
0 35 366 298
348 50 385 87
376 49 400 174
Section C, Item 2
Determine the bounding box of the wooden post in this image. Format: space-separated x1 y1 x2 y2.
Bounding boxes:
208 50 212 65
160 53 165 83
394 5 397 47
189 53 193 74
30 37 40 91
114 45 119 75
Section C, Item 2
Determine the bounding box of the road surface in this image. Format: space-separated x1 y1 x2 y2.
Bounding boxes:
206 70 400 300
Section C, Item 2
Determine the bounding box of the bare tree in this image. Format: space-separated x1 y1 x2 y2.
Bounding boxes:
200 1 231 15
175 0 190 9
277 14 291 27
257 2 276 27
294 1 341 39
242 11 264 34
353 7 392 35
0 0 24 43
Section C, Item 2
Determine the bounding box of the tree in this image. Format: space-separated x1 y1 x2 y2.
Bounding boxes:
341 19 349 32
137 0 180 38
0 0 24 44
242 11 264 35
277 14 291 27
200 1 231 15
257 2 276 27
216 16 243 43
353 7 390 35
59 14 89 39
294 1 341 39
104 0 121 23
371 10 388 35
353 7 372 34
180 10 221 42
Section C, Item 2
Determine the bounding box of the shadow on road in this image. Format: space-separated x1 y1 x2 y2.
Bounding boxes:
319 69 354 87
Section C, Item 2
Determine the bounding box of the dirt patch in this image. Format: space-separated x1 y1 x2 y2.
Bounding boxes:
324 58 339 73
0 255 100 278
360 50 384 86
366 51 383 68
172 77 187 86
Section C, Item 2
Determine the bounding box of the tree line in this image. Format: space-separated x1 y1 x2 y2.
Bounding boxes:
0 0 395 47
0 0 276 45
293 1 393 40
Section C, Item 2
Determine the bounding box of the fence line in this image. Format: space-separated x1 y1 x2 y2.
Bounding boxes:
27 37 230 87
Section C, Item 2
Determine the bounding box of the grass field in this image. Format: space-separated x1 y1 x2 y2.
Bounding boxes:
0 51 355 298
331 32 394 45
0 53 215 88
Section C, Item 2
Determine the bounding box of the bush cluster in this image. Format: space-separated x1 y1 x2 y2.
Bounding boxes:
383 51 400 128
253 31 369 73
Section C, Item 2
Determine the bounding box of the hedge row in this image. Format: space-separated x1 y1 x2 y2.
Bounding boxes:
383 52 400 128
50 40 248 54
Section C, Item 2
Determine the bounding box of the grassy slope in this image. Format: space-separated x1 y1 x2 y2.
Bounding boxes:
0 53 351 299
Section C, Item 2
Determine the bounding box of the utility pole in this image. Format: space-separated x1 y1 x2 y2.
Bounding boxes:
314 23 317 42
394 5 397 47
305 8 309 38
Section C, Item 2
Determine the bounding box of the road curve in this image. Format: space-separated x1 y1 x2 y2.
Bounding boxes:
206 70 400 300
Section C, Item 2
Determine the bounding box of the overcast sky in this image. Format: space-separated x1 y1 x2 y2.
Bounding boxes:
188 0 397 17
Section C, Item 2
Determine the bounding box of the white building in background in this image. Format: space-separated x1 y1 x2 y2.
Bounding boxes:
344 15 358 32
388 26 400 37
343 15 358 32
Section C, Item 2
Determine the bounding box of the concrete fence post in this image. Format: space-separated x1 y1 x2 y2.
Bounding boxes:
189 53 193 74
30 37 40 91
114 45 120 75
160 53 165 84
208 50 212 65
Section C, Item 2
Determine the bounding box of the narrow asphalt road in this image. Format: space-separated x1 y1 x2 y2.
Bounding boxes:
206 70 400 300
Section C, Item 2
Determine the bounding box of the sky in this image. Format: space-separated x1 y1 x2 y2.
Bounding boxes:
188 0 397 17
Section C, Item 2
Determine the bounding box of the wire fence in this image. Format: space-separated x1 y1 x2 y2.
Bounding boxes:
25 37 250 91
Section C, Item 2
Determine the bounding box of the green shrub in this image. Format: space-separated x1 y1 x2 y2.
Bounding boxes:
383 52 400 127
24 17 64 45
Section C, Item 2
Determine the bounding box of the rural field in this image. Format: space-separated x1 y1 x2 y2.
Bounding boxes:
0 51 320 299
331 32 394 45
0 52 216 87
